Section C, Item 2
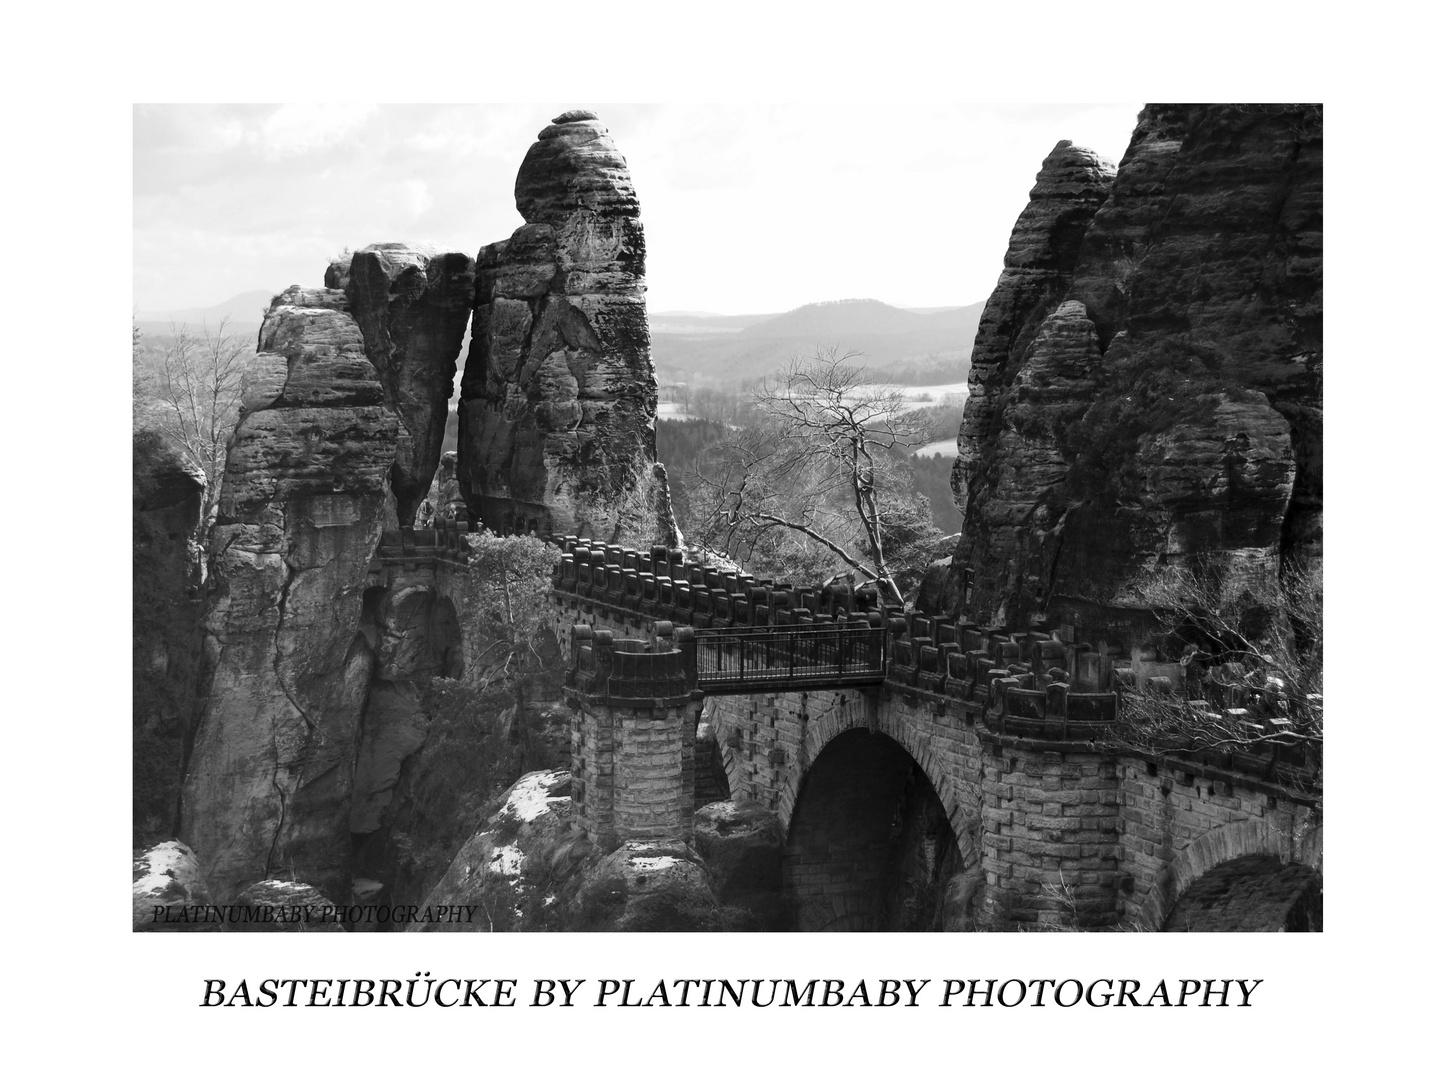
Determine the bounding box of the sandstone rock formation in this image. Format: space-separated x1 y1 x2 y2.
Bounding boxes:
940 104 1321 635
692 800 789 930
573 839 721 931
335 243 475 526
175 110 682 912
232 880 345 932
133 840 218 931
133 437 205 845
181 286 397 902
414 769 581 931
425 449 467 523
350 583 463 836
457 110 673 545
949 140 1116 510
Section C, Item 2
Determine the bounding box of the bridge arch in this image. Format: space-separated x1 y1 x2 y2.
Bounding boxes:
775 692 973 866
777 699 975 932
1136 818 1323 932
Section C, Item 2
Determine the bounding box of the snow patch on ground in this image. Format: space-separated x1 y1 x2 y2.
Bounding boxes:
493 771 567 825
489 844 523 876
133 841 195 896
629 855 680 873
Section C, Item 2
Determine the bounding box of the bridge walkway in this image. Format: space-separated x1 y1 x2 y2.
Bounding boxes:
692 625 885 695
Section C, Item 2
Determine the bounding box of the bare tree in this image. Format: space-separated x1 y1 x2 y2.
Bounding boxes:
137 317 250 532
1114 556 1323 794
683 346 933 604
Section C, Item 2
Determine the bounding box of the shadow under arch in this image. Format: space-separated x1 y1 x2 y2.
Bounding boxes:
1137 818 1323 932
774 693 974 868
783 728 964 931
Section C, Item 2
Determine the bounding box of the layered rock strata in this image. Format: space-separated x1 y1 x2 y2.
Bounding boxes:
458 110 672 545
943 104 1322 634
177 110 681 908
949 140 1116 510
181 286 397 901
332 243 475 526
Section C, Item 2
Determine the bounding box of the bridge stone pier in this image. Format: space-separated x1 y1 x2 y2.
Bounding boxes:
550 534 1323 931
562 624 703 850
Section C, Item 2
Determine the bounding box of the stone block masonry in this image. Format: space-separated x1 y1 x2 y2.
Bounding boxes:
562 626 703 850
544 535 1321 929
704 682 1318 930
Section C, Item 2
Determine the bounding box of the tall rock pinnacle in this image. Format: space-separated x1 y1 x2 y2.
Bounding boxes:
181 287 398 901
949 140 1116 511
937 104 1322 635
457 110 674 544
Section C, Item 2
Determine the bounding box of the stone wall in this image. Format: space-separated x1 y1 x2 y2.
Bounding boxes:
547 534 1321 931
562 625 703 850
701 682 1318 930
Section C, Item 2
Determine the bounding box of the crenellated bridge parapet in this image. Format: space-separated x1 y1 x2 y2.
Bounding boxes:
355 526 1320 929
364 518 475 586
545 532 1321 932
543 535 1307 749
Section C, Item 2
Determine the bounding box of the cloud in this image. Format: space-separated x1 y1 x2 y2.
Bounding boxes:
254 104 378 158
401 179 431 219
134 103 1145 313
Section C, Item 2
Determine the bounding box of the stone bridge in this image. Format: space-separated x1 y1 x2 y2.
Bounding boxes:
384 528 1322 932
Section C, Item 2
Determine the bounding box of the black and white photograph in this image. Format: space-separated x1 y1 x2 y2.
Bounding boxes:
3 4 1424 1066
131 102 1323 936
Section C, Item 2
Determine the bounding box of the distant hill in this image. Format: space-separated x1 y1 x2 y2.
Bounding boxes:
649 297 987 387
135 290 275 340
135 290 985 388
739 298 980 339
651 311 780 335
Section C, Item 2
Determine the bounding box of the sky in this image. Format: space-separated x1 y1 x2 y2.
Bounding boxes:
133 103 1142 317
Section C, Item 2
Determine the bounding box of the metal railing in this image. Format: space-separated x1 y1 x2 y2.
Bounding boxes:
693 625 886 694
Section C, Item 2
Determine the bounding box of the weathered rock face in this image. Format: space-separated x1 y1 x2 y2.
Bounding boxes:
416 770 725 931
413 769 583 931
950 141 1116 510
133 436 205 846
426 450 467 522
458 110 673 545
573 839 722 931
693 800 790 930
229 880 346 931
941 105 1322 635
337 243 475 526
181 286 397 902
174 114 684 914
350 582 463 836
133 841 218 931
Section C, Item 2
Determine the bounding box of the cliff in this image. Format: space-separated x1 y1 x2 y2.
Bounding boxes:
181 286 398 901
937 104 1322 636
457 110 674 544
949 140 1117 510
331 243 475 526
133 433 205 845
